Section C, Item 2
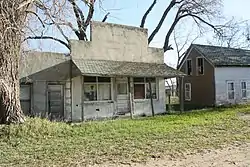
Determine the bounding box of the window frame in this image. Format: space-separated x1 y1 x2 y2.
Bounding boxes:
133 77 157 100
240 81 247 99
184 83 191 101
20 83 32 114
196 57 204 76
83 76 112 102
227 81 235 100
186 59 192 75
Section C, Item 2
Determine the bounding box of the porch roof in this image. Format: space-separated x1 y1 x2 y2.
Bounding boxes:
73 59 185 78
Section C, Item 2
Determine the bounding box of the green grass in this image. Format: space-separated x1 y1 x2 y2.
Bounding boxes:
0 106 250 166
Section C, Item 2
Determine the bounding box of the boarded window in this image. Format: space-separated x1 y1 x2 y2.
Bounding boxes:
83 76 111 101
241 81 247 99
134 77 157 99
227 82 235 100
197 58 204 75
20 84 31 115
186 59 192 75
185 83 191 101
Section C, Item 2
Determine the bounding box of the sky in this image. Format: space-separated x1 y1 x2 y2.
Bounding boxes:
28 0 250 68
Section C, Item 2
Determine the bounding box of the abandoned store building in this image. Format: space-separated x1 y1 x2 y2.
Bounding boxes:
20 21 184 121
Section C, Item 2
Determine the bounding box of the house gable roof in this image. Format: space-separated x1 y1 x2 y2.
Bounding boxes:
192 44 250 67
178 44 250 70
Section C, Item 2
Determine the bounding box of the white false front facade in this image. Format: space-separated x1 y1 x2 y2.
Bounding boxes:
214 67 250 105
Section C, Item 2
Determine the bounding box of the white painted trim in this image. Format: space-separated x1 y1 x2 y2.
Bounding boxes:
196 57 205 76
186 58 192 75
184 83 191 101
133 77 158 100
240 80 247 99
226 80 235 100
83 76 112 102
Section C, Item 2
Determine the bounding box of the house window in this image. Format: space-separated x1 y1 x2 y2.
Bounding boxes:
186 59 192 75
20 84 31 115
227 81 235 100
134 77 157 99
83 76 111 101
197 57 204 75
241 81 247 99
185 83 191 101
117 83 128 95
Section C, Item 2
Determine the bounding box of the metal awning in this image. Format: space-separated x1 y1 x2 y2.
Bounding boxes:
73 59 185 78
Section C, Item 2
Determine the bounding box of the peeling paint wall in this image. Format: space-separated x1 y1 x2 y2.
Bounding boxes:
70 21 164 64
21 22 167 121
133 78 166 116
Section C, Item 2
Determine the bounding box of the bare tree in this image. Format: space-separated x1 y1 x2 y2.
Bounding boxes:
0 0 28 124
141 0 223 52
24 0 110 50
173 25 202 68
211 18 250 49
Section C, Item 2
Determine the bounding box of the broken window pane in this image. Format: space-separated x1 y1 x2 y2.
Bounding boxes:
197 58 204 75
186 59 192 75
84 76 96 82
134 77 145 83
185 83 191 101
146 83 157 99
84 84 97 101
98 77 111 82
134 84 145 99
228 92 235 100
241 81 247 99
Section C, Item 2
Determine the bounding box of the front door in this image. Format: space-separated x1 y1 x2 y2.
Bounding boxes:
116 81 130 115
47 84 64 121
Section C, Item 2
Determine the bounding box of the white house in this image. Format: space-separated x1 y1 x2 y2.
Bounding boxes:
178 44 250 107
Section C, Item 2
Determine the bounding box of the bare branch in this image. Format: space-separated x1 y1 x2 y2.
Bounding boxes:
102 12 110 22
84 0 95 29
140 0 157 28
25 36 70 49
25 10 45 28
148 0 177 44
68 0 86 40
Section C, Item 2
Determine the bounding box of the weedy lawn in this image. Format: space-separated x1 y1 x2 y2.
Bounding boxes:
0 106 250 166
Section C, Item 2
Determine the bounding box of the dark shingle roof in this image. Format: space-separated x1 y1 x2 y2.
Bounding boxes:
193 44 250 66
73 59 185 78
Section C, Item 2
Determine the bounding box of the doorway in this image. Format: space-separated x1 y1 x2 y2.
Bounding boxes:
47 84 64 121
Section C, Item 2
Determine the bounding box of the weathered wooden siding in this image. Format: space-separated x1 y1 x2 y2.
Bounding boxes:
214 67 250 105
180 48 215 107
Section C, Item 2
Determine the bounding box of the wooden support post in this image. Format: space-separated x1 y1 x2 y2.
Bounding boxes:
128 77 134 119
149 80 155 117
168 94 171 112
179 76 184 113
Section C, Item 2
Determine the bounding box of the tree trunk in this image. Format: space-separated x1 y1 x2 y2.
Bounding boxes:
0 0 27 124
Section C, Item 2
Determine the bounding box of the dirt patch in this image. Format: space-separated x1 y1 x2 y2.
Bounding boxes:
239 113 250 121
92 143 250 167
